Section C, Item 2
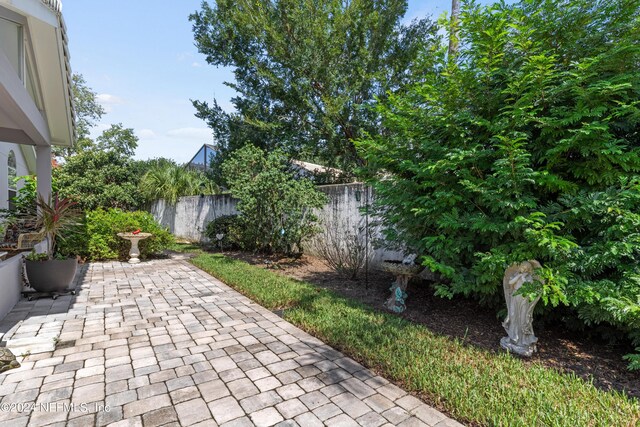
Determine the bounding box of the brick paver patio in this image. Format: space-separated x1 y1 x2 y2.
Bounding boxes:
0 255 463 426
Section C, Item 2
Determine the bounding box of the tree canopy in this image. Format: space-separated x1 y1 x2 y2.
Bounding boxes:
54 146 145 212
54 74 106 159
190 0 438 174
95 124 138 157
139 160 219 205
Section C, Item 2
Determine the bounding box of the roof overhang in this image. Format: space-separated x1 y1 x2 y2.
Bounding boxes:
0 0 74 147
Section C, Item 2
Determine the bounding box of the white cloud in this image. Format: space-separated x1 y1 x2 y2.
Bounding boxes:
192 62 202 68
177 51 195 62
137 129 157 140
96 93 124 112
96 93 124 104
166 127 212 141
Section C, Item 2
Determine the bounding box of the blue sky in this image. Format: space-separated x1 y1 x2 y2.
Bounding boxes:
62 1 483 163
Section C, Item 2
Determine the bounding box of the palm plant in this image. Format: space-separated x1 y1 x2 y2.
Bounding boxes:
34 194 81 259
139 164 218 205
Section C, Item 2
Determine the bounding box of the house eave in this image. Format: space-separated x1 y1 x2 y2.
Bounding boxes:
0 0 74 148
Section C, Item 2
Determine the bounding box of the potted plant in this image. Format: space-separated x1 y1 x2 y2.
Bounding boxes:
24 194 80 293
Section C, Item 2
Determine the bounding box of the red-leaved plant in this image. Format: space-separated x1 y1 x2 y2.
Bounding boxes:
33 194 81 260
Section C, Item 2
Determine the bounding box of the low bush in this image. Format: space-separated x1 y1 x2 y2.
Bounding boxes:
204 215 243 250
310 217 372 280
58 208 174 260
191 253 640 426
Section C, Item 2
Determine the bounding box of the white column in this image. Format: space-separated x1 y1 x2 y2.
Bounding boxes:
0 147 7 210
35 145 52 202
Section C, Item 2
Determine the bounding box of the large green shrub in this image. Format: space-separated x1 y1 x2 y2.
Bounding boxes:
222 145 328 254
204 215 243 250
58 209 174 261
54 149 144 211
358 0 640 367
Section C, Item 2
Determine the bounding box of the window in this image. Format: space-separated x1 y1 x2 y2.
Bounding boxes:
8 151 16 211
0 11 43 108
0 16 23 80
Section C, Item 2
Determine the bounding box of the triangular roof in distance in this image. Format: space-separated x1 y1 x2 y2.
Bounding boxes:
187 144 217 170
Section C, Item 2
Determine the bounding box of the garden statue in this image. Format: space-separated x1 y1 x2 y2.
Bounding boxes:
382 254 421 313
216 233 225 252
500 260 542 357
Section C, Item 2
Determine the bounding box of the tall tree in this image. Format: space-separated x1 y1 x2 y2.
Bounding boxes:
190 0 438 173
54 150 143 211
54 74 106 159
95 124 138 157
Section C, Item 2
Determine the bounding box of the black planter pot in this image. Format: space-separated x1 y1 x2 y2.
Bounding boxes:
25 258 78 293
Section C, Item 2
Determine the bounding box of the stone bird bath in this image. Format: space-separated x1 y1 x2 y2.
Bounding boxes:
117 232 152 264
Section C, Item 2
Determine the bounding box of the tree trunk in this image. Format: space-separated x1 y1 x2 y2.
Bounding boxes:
448 0 461 60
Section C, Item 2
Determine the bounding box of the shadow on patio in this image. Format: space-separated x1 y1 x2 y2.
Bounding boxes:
0 255 458 427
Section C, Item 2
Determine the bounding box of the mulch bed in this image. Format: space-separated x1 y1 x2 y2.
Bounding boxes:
222 250 640 399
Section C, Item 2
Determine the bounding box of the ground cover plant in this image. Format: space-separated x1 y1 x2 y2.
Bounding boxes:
358 0 640 368
190 252 640 426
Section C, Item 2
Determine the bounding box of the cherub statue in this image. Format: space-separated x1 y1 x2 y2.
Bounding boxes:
500 260 542 357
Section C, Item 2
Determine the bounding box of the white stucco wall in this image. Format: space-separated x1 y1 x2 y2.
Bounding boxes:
0 142 35 323
0 141 31 210
308 183 403 265
0 254 24 323
151 183 404 266
150 194 239 242
0 240 46 323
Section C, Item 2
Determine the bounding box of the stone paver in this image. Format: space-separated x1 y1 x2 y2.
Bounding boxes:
0 256 464 426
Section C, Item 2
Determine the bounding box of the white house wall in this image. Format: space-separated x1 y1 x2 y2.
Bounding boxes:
0 254 25 324
0 141 30 210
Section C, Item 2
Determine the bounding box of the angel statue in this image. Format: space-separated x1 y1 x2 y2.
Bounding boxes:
500 260 543 357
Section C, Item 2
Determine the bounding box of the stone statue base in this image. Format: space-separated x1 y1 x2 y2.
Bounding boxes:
500 336 536 357
381 260 422 314
384 276 410 313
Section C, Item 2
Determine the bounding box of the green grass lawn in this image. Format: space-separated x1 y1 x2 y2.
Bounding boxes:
191 252 640 426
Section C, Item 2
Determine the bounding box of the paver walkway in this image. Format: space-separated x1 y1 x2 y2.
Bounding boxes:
0 255 463 427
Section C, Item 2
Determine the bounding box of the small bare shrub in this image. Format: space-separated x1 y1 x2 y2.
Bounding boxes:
311 217 372 280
